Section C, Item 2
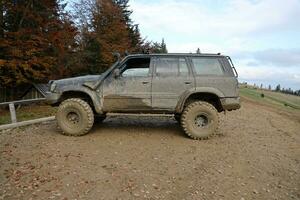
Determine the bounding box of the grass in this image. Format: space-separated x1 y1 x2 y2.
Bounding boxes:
239 86 300 112
0 104 57 125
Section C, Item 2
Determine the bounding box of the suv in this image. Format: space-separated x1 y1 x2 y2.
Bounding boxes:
46 53 240 139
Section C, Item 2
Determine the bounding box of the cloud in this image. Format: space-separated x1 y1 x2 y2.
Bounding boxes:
130 0 300 41
234 48 300 67
129 0 300 89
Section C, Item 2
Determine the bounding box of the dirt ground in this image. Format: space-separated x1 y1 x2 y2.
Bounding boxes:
0 98 299 200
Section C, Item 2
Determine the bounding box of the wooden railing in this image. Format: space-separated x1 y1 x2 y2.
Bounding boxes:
0 98 55 130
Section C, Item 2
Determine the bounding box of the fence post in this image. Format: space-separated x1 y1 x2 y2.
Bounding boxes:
9 103 17 123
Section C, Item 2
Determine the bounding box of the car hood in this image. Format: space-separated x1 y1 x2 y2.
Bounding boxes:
51 75 104 89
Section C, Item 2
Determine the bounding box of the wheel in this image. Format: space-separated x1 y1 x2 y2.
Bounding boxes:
56 98 94 136
174 114 181 123
181 101 219 140
95 114 106 123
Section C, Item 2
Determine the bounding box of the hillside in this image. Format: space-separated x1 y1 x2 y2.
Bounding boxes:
239 86 300 113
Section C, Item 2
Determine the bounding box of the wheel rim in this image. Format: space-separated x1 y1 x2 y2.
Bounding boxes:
66 111 80 125
194 114 209 127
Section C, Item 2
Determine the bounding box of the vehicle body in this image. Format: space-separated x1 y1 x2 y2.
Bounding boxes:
46 53 240 139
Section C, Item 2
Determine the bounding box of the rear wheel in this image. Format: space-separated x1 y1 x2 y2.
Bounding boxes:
181 101 219 140
56 98 94 136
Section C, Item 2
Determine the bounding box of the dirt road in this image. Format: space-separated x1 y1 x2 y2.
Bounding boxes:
1 99 299 200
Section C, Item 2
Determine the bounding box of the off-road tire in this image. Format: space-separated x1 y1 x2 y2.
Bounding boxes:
56 98 94 136
181 101 219 140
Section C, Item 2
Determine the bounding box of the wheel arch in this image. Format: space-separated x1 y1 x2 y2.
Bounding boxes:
56 87 103 114
176 88 224 113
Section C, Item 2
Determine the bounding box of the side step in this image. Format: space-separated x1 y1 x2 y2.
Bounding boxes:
107 113 175 117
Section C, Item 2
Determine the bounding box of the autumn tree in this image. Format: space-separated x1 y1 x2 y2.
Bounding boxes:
0 0 77 86
72 0 168 74
73 0 143 73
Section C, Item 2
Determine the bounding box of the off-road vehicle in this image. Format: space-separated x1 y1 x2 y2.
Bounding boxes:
46 53 240 139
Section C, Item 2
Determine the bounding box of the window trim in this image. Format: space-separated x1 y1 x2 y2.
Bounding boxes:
189 57 225 76
118 57 153 78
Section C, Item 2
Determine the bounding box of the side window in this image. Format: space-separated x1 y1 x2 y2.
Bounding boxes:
191 58 224 75
121 58 150 77
179 58 189 75
122 68 149 77
156 58 178 76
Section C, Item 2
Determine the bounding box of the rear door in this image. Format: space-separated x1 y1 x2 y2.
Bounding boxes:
189 56 237 97
151 57 195 111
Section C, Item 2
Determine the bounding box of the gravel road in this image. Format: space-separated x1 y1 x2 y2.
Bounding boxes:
0 98 299 200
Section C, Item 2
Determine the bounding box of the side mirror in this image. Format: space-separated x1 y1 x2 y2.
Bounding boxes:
113 69 120 78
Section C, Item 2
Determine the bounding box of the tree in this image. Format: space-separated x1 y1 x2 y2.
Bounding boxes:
144 38 168 53
161 38 168 53
268 85 271 90
72 0 148 73
275 84 281 92
0 0 77 86
114 0 144 53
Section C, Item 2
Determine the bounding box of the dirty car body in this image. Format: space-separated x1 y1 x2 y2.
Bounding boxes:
46 53 240 139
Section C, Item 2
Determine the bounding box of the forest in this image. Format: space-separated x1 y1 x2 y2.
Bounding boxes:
0 0 167 87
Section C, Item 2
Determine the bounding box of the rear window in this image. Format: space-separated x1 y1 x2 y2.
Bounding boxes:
191 58 224 75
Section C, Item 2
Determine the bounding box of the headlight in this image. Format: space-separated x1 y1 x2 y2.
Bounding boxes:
50 83 57 92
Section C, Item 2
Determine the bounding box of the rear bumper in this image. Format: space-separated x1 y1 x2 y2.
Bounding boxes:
45 92 61 105
220 97 241 111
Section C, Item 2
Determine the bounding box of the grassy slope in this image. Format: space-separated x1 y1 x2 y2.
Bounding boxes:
239 86 300 112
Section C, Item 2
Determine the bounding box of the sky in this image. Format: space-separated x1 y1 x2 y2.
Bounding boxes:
67 0 300 90
128 0 300 90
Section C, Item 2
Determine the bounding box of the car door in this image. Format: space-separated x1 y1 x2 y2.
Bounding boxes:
151 57 195 111
102 57 153 112
189 56 235 97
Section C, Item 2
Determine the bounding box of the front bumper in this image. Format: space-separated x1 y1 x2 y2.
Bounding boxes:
45 92 61 105
220 97 241 111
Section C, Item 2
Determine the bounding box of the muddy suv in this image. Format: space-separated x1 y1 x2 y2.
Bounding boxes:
46 53 240 139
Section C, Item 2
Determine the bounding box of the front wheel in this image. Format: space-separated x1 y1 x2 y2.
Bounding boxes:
56 98 94 136
181 101 219 140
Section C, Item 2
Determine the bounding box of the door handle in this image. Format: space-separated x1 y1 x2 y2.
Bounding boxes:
142 81 149 84
184 81 192 85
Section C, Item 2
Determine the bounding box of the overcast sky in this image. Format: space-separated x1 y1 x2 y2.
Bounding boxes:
129 0 300 90
68 0 300 90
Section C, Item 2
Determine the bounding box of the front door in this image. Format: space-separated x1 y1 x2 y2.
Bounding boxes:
102 57 153 112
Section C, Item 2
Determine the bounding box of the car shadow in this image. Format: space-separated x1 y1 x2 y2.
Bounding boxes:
90 116 186 138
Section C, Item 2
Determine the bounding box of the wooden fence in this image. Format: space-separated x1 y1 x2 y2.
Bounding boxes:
0 98 55 130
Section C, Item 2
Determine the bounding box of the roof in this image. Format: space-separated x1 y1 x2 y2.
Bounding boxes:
126 53 225 59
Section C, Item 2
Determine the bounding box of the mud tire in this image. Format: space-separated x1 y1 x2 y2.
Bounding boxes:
181 101 219 140
56 98 94 136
